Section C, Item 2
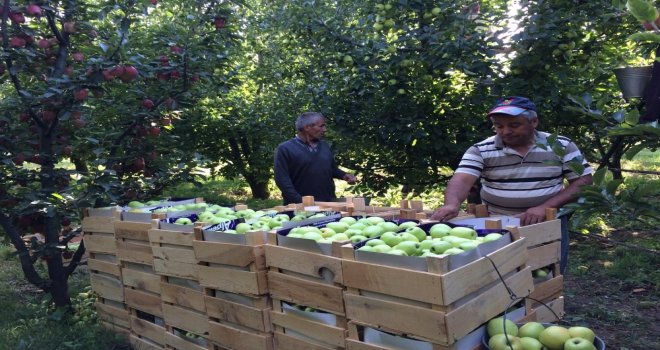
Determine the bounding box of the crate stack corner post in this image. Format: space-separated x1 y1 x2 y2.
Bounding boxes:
148 219 213 350
114 209 168 349
265 231 349 350
509 209 565 323
194 227 273 350
82 206 130 337
340 233 534 350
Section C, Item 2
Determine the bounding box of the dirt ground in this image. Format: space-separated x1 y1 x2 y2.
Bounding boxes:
563 231 659 349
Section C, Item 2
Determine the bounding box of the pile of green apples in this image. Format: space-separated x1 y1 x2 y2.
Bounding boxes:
487 317 598 350
285 216 413 244
356 223 504 257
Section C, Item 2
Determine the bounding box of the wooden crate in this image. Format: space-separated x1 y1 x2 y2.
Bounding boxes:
205 288 272 334
265 231 348 349
122 261 163 318
90 270 124 303
162 302 210 349
345 321 485 350
82 207 120 255
149 219 201 280
518 296 565 323
129 309 167 349
340 234 534 347
207 319 274 350
193 229 268 296
115 217 156 266
96 297 130 335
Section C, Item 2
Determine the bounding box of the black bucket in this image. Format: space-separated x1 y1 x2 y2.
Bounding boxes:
613 66 653 99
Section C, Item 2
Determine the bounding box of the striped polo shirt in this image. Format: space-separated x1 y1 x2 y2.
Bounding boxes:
455 131 593 215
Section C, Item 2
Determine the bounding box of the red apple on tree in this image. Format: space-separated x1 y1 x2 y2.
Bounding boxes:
214 17 226 29
20 113 30 122
120 65 139 82
133 157 146 171
26 4 42 17
38 38 51 49
74 89 89 101
10 37 27 48
9 12 25 24
141 98 155 109
63 22 76 33
42 110 57 122
72 52 84 62
12 154 26 166
147 126 161 136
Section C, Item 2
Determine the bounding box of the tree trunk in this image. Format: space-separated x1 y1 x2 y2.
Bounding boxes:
246 178 270 199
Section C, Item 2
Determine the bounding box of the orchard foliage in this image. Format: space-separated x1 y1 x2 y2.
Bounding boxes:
0 0 238 307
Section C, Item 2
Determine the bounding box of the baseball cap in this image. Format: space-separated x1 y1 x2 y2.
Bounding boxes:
487 96 536 117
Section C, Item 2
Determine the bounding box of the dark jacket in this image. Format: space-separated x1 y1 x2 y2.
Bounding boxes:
274 137 346 205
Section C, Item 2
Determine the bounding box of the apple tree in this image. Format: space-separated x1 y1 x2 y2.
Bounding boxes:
0 0 237 309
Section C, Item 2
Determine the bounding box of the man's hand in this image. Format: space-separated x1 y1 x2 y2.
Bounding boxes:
518 206 546 226
431 204 460 222
343 173 357 184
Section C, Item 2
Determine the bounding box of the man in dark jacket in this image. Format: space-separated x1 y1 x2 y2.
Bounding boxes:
274 112 356 205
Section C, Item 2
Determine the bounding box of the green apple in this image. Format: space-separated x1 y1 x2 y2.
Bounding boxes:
380 232 403 247
308 213 326 219
326 221 349 233
519 337 544 350
518 322 545 339
251 221 270 230
290 214 307 221
564 337 596 350
339 216 357 225
421 250 441 257
174 218 193 225
459 241 479 251
235 222 252 234
568 327 595 343
489 334 522 350
344 229 363 238
487 317 519 337
362 225 384 238
405 226 427 242
442 235 470 247
357 245 375 252
350 235 368 244
320 227 336 238
430 241 453 254
366 239 387 247
443 247 464 255
268 219 285 229
330 233 349 241
539 326 570 350
287 232 304 238
429 223 452 238
128 201 145 208
302 231 323 241
418 239 435 251
533 268 549 278
449 226 477 240
349 223 368 231
318 238 333 244
400 232 420 243
385 249 408 256
377 221 399 233
394 241 420 256
371 244 392 253
397 221 417 231
483 232 503 242
366 216 385 225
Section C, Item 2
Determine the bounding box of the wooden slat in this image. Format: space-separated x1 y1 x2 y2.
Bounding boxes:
83 233 117 254
122 267 161 294
160 282 206 313
529 275 564 302
441 238 528 305
197 265 267 295
516 219 562 247
96 301 130 328
269 310 346 348
162 303 209 336
129 334 164 350
82 214 117 234
88 259 121 277
163 331 210 350
153 260 197 280
205 295 271 332
208 321 274 350
152 245 197 264
124 288 162 317
527 241 561 270
90 273 124 302
531 296 564 323
116 239 154 265
273 331 340 350
265 245 343 283
193 241 264 268
148 228 196 246
115 221 152 241
267 271 344 315
130 316 166 345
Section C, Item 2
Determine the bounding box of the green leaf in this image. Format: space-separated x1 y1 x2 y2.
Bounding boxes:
592 168 609 186
628 32 660 44
605 179 624 195
625 108 640 125
626 0 659 22
624 144 647 160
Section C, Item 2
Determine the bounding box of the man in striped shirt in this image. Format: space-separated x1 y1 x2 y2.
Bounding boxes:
431 96 593 273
